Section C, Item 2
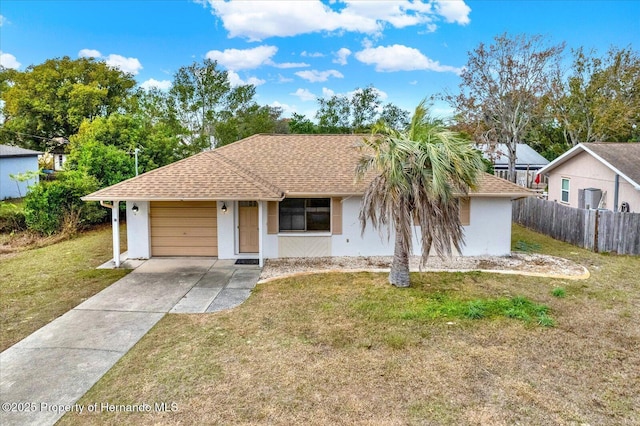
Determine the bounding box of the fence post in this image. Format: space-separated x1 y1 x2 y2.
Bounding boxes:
593 210 599 253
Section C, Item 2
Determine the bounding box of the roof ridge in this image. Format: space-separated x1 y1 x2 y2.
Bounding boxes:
208 150 285 198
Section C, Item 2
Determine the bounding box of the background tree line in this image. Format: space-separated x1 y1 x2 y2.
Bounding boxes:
0 34 637 233
446 33 639 181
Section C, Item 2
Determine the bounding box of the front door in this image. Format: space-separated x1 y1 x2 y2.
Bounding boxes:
238 201 259 253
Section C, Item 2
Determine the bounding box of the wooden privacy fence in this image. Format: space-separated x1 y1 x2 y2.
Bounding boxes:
512 197 640 255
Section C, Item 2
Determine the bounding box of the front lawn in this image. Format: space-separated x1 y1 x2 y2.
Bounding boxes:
61 225 639 425
0 225 129 351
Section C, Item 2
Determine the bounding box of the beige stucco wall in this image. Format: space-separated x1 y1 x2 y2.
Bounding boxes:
547 151 640 212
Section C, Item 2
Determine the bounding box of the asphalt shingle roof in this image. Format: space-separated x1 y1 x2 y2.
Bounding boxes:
584 143 640 187
83 134 532 201
0 144 43 158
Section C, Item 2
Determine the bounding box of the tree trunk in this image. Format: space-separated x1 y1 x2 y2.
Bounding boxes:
507 141 517 183
389 231 410 287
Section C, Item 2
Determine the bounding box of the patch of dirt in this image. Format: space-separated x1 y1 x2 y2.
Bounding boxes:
260 252 588 281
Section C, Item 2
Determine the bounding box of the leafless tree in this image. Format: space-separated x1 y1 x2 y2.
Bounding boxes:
446 33 564 182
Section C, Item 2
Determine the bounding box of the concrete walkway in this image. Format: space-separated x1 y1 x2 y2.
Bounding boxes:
0 258 261 426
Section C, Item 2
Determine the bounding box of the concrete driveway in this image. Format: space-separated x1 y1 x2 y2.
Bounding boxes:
0 258 261 426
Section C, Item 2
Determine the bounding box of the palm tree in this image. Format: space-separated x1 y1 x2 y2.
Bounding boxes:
357 101 486 287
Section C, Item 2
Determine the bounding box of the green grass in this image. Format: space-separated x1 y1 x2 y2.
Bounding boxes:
0 225 128 350
356 287 552 325
57 224 640 425
0 222 632 424
552 287 566 298
514 239 542 252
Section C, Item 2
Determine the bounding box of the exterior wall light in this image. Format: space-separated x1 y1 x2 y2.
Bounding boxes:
221 201 227 213
132 204 139 215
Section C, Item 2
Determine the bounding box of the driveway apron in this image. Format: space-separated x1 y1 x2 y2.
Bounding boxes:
0 258 260 426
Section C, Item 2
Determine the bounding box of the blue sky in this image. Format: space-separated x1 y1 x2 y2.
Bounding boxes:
1 0 638 119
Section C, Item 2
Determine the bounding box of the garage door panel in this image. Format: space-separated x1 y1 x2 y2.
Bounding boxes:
152 247 217 257
152 201 216 209
151 207 217 218
150 201 218 257
150 217 216 228
152 236 218 247
151 227 217 238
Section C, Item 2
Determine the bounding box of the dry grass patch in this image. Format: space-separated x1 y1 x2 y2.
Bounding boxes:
0 225 129 350
62 227 639 425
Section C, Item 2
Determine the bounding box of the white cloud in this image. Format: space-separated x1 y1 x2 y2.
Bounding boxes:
355 44 462 73
333 48 352 65
277 74 294 83
295 69 344 83
207 1 378 41
291 88 316 102
206 45 277 70
0 15 7 27
0 52 21 69
322 87 335 98
434 0 471 25
77 50 142 75
301 51 324 58
227 70 265 87
246 76 266 86
343 1 432 28
105 54 143 75
78 48 102 58
140 79 172 91
348 86 388 101
273 62 309 69
206 45 309 70
204 0 470 41
270 101 295 115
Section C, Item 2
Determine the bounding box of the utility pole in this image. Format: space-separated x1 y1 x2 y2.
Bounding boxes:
134 148 139 176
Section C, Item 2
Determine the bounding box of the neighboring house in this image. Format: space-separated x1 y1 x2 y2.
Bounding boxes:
83 134 532 267
479 143 549 188
50 137 69 171
0 145 42 200
537 142 640 212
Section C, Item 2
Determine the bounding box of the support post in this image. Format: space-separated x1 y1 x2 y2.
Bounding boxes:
112 201 120 267
258 201 264 267
614 174 619 212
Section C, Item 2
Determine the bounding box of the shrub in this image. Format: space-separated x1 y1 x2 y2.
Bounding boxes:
66 140 135 187
0 202 27 233
24 171 106 235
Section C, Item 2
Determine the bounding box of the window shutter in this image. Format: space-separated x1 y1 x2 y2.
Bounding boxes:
459 197 470 226
267 201 278 234
331 197 342 235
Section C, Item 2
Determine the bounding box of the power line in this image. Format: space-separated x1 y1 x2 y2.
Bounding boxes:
1 128 67 144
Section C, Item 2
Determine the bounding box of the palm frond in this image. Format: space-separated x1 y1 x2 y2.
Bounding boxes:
358 100 486 268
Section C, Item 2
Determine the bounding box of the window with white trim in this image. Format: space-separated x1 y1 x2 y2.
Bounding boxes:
279 198 330 232
561 178 570 203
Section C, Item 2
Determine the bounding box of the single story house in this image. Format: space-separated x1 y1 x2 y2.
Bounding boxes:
83 134 532 267
0 144 42 200
537 142 640 212
478 143 549 189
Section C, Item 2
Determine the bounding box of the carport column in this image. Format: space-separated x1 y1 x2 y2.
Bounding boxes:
258 201 264 267
112 200 120 268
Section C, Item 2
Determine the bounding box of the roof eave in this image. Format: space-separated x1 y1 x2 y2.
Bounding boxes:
82 195 286 202
538 143 640 189
469 192 535 198
537 144 584 175
284 191 364 198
